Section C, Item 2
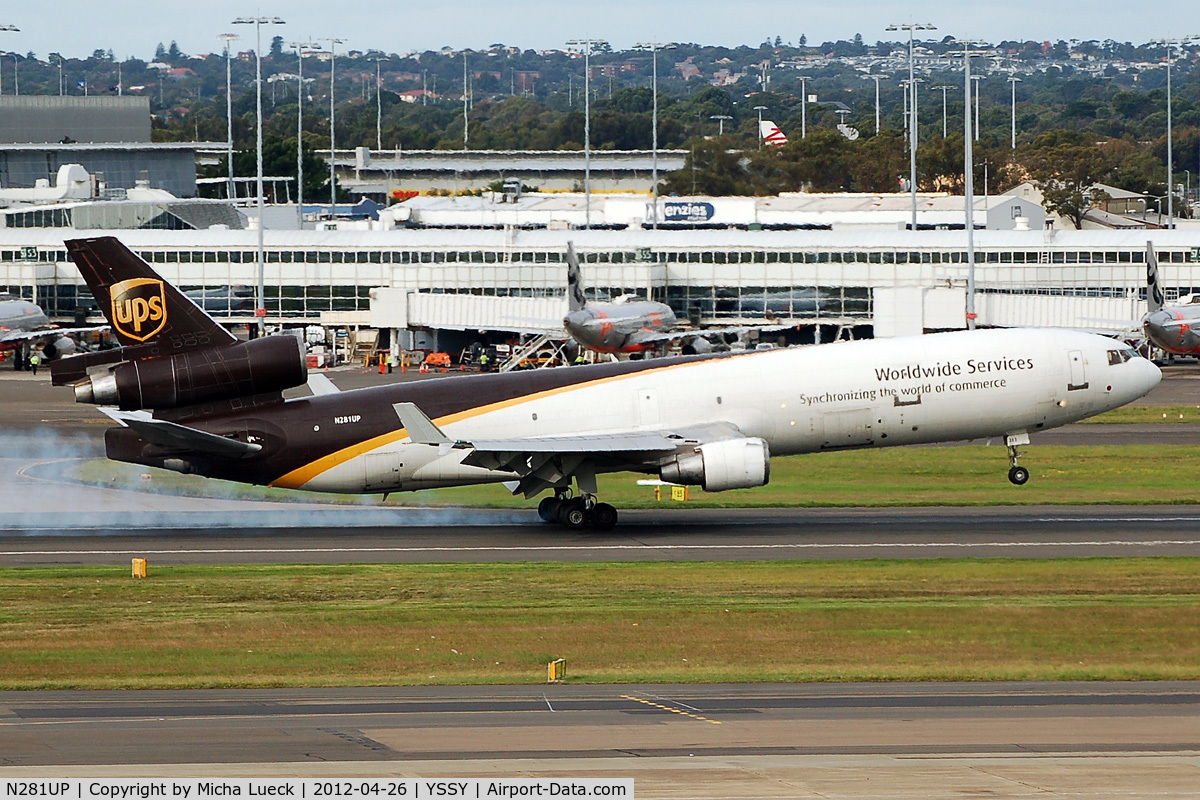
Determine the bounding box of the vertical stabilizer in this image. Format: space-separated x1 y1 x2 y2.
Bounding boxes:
566 241 587 312
1146 240 1165 313
66 236 237 350
759 120 788 147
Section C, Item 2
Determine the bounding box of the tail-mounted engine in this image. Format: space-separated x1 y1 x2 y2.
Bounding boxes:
660 437 771 492
73 335 307 411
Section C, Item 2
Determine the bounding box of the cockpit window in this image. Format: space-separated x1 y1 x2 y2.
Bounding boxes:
1107 348 1138 365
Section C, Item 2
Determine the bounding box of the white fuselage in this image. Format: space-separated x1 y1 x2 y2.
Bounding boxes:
298 328 1160 493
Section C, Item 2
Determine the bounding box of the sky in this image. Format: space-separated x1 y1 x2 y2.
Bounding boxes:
6 1 1194 60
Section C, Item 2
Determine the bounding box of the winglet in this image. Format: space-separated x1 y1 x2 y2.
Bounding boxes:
393 402 451 444
1147 240 1164 313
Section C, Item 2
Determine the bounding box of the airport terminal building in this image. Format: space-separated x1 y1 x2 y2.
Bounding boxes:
2 226 1196 342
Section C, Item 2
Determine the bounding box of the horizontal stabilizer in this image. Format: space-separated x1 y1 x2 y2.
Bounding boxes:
100 408 262 458
393 402 452 445
307 373 341 396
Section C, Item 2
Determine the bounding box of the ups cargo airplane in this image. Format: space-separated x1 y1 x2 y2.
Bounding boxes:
54 236 1160 530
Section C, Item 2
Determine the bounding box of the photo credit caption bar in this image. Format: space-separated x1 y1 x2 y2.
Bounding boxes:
1 781 634 800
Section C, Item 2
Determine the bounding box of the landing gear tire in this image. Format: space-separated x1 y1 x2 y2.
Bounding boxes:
537 497 561 523
556 498 589 529
590 502 618 530
1008 466 1030 486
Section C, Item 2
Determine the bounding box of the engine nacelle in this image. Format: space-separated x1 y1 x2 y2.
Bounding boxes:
74 335 307 410
660 437 771 492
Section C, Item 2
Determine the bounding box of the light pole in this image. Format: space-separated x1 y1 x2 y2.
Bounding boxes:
232 15 285 337
886 22 936 232
462 51 469 149
289 41 317 229
56 55 63 95
797 75 812 138
753 105 767 149
1150 37 1196 228
933 85 951 137
217 33 239 202
10 52 17 95
710 114 731 135
566 38 607 229
958 40 985 331
971 74 982 141
1007 74 1021 149
866 74 886 134
371 56 384 152
635 42 675 230
322 37 346 213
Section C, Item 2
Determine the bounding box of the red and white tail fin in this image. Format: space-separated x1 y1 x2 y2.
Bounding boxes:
759 120 788 146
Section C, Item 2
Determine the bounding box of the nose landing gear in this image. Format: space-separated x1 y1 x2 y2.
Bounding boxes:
1006 432 1031 485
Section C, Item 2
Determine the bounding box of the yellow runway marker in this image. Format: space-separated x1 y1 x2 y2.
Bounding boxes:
620 694 721 724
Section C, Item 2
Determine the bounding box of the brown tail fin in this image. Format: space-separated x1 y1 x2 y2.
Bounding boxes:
65 236 237 350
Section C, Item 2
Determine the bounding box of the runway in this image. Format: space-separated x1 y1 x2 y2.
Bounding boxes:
5 506 1200 565
2 682 1198 798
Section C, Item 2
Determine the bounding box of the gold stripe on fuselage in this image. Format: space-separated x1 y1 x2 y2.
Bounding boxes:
268 355 728 489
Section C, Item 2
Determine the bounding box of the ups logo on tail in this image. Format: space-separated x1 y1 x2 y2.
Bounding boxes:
110 278 167 341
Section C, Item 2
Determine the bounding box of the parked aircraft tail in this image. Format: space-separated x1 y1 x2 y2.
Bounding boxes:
566 241 587 312
759 120 788 146
1146 240 1164 313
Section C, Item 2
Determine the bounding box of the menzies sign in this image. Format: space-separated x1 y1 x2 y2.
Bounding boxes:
663 201 715 222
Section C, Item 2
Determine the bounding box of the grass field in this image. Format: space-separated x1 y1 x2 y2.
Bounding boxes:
1084 405 1200 423
1 559 1197 690
71 444 1200 508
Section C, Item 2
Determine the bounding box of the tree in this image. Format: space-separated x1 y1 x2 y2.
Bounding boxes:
270 36 284 59
154 42 167 62
167 41 183 62
799 34 807 47
1024 141 1113 228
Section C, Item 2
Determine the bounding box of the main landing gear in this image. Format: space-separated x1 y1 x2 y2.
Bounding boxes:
537 490 619 530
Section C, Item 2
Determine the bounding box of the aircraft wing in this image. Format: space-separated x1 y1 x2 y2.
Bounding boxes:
393 402 743 497
0 325 106 345
100 408 263 459
631 323 799 346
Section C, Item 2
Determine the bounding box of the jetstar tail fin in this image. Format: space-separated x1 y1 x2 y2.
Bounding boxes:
566 241 587 312
1146 240 1165 313
65 236 236 350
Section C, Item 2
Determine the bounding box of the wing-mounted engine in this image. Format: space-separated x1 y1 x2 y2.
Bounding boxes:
660 437 771 491
71 335 307 411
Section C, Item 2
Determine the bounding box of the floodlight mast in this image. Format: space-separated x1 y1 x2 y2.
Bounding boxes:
886 22 936 231
1007 74 1021 149
865 74 886 134
217 33 240 203
933 85 951 137
635 42 676 230
1151 36 1198 228
797 75 811 138
232 15 285 337
957 39 986 331
322 37 347 214
566 38 608 229
710 114 732 135
289 40 318 229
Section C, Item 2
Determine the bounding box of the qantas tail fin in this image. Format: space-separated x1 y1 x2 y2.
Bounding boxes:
759 120 788 147
566 241 587 313
65 236 237 350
